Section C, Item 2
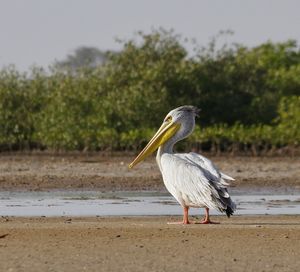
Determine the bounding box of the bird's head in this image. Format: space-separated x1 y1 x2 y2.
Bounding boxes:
166 105 200 125
129 105 200 169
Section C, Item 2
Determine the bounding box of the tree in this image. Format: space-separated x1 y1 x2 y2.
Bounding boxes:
54 46 109 71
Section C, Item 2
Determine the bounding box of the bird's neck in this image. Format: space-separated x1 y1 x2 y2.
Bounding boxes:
156 120 195 171
156 140 176 172
160 140 175 154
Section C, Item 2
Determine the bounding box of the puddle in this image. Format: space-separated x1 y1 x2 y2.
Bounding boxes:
0 190 300 217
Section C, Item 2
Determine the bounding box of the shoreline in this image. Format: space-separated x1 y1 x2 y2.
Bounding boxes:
0 154 299 191
1 154 299 271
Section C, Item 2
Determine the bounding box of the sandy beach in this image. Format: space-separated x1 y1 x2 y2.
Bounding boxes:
1 154 300 271
0 215 299 272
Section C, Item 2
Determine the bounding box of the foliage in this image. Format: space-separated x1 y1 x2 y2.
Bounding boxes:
0 30 299 153
275 96 300 146
101 29 192 131
0 67 48 149
35 68 112 150
54 46 109 72
191 40 300 125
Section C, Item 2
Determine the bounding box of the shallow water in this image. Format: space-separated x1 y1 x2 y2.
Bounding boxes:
0 190 300 217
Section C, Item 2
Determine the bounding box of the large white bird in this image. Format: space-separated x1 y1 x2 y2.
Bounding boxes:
129 105 236 224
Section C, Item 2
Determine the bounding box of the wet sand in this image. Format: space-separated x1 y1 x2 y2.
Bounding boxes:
0 153 299 191
0 215 300 272
1 154 300 271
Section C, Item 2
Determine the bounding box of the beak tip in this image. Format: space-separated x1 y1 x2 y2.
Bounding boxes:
128 163 134 169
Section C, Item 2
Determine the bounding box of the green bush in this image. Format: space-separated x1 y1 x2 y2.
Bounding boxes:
0 30 299 153
35 68 110 150
0 67 47 149
276 96 300 146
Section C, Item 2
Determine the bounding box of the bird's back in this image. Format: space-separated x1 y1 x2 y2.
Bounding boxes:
159 152 236 216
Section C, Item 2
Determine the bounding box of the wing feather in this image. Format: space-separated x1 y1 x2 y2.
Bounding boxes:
160 152 236 215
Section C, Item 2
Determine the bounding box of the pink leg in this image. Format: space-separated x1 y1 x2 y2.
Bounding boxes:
183 206 190 224
200 208 220 224
168 207 191 225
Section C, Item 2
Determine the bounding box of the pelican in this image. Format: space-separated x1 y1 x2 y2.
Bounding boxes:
129 105 236 224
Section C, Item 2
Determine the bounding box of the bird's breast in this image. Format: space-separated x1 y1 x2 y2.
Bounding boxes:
159 154 192 206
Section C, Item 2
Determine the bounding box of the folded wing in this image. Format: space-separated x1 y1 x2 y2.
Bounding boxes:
161 152 236 216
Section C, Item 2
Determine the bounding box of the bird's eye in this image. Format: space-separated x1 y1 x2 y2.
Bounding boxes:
165 116 172 122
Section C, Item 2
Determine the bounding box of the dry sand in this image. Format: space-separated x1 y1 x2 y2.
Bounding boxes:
0 153 299 191
0 215 300 272
1 154 300 271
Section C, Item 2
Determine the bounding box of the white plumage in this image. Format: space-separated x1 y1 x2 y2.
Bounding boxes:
159 152 235 214
130 105 236 224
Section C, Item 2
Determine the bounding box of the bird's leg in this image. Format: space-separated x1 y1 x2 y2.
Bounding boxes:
183 206 190 224
168 206 190 225
200 208 220 224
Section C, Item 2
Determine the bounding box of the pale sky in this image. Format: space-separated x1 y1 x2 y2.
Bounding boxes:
1 0 299 71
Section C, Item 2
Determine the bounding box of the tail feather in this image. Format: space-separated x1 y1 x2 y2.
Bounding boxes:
220 172 235 181
225 206 234 218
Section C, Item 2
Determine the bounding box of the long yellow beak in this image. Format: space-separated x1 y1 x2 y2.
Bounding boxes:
129 121 181 169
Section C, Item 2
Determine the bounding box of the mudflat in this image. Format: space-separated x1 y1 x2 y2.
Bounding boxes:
1 154 300 271
0 215 299 272
0 153 299 191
